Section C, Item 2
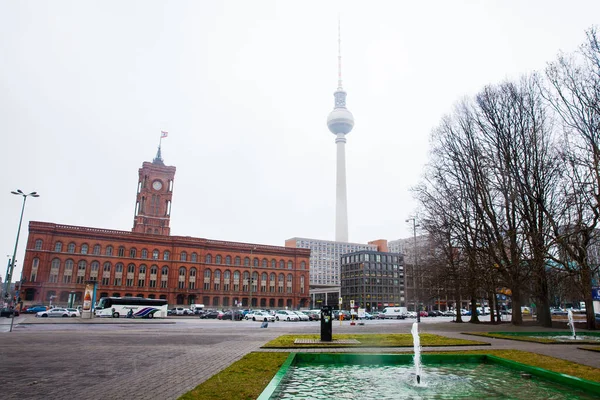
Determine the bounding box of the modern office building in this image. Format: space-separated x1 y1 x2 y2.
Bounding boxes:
19 146 311 309
285 237 387 308
340 250 405 312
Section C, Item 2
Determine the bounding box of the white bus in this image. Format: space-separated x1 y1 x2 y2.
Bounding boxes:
95 297 168 318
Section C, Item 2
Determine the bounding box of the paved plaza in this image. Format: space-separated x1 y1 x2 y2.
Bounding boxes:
0 315 598 399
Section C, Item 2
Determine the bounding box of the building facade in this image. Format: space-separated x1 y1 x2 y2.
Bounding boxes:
18 150 311 309
340 250 405 312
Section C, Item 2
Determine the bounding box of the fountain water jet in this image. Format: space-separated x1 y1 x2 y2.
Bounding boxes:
411 322 422 385
567 309 577 340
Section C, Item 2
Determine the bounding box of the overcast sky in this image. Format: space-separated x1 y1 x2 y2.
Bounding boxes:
1 1 599 280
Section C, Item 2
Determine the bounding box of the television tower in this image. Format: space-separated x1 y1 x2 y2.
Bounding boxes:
327 18 354 242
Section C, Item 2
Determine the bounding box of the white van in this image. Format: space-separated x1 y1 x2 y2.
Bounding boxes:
379 307 408 319
190 304 204 312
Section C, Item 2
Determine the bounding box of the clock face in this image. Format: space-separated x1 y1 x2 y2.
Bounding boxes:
152 180 163 191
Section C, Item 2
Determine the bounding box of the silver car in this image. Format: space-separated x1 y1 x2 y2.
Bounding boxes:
36 308 71 318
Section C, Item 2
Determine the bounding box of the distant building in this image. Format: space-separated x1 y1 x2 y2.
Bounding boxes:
285 237 387 308
19 146 310 309
340 250 405 312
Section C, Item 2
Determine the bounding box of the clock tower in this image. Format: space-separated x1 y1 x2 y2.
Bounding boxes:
132 145 176 235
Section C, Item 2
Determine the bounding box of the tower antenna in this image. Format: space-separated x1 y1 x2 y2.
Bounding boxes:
337 15 343 90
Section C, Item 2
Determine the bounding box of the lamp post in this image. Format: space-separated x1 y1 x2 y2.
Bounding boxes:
6 190 39 333
406 218 419 323
248 246 257 310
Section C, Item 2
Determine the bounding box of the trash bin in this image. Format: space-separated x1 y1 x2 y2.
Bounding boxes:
320 306 333 342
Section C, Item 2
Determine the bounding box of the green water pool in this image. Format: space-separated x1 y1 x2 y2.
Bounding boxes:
259 354 600 400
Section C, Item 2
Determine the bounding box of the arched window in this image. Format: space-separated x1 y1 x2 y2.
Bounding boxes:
287 261 293 269
225 256 231 265
287 274 293 293
104 262 111 272
35 239 43 250
234 256 241 265
270 273 276 281
30 257 40 282
116 263 123 272
191 252 197 262
279 260 285 269
271 259 276 268
190 267 197 277
141 249 148 259
90 261 99 282
244 257 250 266
67 243 76 253
77 261 87 284
224 270 231 279
215 255 222 264
129 248 137 258
150 265 158 274
161 266 168 288
49 258 60 282
81 244 88 254
54 242 63 252
128 264 135 273
300 275 305 293
163 251 170 260
63 259 74 283
189 267 197 290
253 258 259 267
93 244 101 255
262 258 268 268
152 249 159 260
118 246 125 257
105 246 113 256
214 269 221 290
180 251 187 261
139 265 146 274
261 272 267 291
205 254 212 264
204 269 211 279
178 267 186 289
300 261 306 270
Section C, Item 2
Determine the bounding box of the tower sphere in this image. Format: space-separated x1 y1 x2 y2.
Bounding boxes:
327 104 354 135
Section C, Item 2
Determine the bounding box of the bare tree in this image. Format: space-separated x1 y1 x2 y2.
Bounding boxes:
543 27 600 329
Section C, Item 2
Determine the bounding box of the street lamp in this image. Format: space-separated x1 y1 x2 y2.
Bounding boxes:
5 190 39 333
406 218 420 323
248 246 257 309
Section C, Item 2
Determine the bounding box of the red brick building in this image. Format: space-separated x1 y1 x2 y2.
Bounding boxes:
19 150 310 309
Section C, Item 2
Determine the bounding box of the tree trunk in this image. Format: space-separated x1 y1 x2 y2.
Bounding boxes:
581 268 597 330
469 297 480 323
511 286 523 325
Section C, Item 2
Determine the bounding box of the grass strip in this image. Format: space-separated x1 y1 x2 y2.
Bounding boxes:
179 349 600 400
263 333 486 348
464 332 600 344
179 352 289 400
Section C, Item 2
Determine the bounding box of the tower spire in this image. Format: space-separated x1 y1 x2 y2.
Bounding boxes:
337 15 343 90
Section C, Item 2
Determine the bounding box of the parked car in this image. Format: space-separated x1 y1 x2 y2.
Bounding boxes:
293 311 310 321
218 310 243 321
1 308 19 318
201 310 221 319
66 308 81 317
246 311 275 322
551 308 567 316
301 311 319 321
36 308 71 318
25 305 47 314
275 310 299 321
